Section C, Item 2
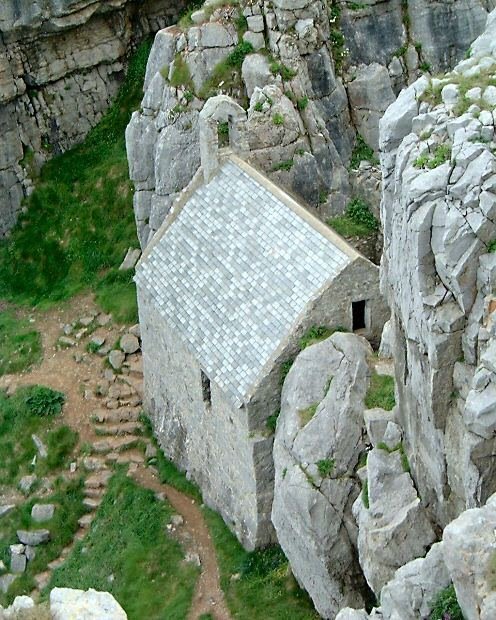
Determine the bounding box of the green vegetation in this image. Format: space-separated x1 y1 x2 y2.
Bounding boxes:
199 41 254 99
272 159 294 171
414 144 452 169
299 403 319 426
429 584 464 620
266 410 280 434
376 441 410 473
0 477 87 606
0 40 150 317
419 61 432 73
203 509 319 619
300 325 334 349
327 198 379 238
279 359 294 385
421 69 496 115
47 471 199 619
296 96 309 111
272 112 285 126
26 385 65 416
349 134 379 169
269 62 297 81
218 121 230 147
254 101 264 112
0 386 76 486
316 458 335 477
328 2 346 72
488 239 496 253
170 54 194 90
365 372 396 411
0 310 42 376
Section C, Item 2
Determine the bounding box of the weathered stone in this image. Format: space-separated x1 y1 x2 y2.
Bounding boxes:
17 530 50 546
18 475 37 494
108 350 126 370
119 247 141 271
120 334 140 354
0 574 16 594
10 551 26 574
31 504 55 523
50 587 127 620
31 434 48 458
0 505 15 519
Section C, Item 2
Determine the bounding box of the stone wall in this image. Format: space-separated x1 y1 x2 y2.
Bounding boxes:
0 0 189 237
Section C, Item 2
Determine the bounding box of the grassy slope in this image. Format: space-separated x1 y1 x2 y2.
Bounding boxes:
47 471 199 620
0 387 84 606
0 311 42 376
0 42 152 322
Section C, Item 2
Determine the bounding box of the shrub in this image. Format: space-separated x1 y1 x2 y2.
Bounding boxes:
227 41 254 68
316 458 335 477
272 113 285 126
25 386 65 416
349 134 379 169
327 198 379 238
429 584 464 620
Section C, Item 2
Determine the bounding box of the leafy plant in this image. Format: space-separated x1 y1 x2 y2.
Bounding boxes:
327 198 379 238
227 41 254 68
26 386 65 416
316 458 335 477
296 96 309 111
254 101 264 112
350 134 379 169
272 113 285 126
429 584 464 620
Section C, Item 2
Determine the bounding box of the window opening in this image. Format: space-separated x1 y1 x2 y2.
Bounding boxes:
201 370 211 408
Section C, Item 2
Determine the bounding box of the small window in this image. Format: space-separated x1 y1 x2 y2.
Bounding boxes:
201 370 211 408
352 300 366 331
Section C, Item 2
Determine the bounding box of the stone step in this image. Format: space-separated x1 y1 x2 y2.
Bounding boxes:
82 456 107 471
95 421 141 436
91 436 140 454
78 514 94 529
84 487 105 499
34 571 51 590
120 375 143 397
84 469 112 489
47 557 65 571
106 450 145 465
83 497 101 510
91 407 141 424
74 529 87 541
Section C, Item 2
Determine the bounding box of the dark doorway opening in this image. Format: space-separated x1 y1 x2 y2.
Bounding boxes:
201 370 211 408
352 300 366 331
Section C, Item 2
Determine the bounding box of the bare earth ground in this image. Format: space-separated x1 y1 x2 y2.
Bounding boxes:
0 294 231 620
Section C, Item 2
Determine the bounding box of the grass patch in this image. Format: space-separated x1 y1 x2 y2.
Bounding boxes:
203 508 319 619
170 53 194 91
272 112 285 126
266 410 280 434
316 458 335 477
94 269 138 324
327 198 379 238
46 471 199 619
199 41 254 99
300 325 335 349
272 159 293 171
349 134 379 170
0 477 87 606
414 144 452 169
429 584 463 620
0 311 42 376
269 62 297 81
298 403 318 426
0 386 76 487
365 372 395 411
0 40 150 315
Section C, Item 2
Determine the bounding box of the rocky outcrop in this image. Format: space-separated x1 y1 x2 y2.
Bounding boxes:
0 0 189 237
380 7 496 528
126 0 495 248
272 332 372 618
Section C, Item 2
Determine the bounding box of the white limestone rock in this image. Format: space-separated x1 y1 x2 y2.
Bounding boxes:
50 587 127 620
272 332 373 618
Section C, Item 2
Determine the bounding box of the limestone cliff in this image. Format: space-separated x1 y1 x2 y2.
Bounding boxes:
0 0 188 237
126 0 494 248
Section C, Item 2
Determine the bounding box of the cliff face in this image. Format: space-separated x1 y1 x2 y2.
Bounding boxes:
126 0 495 250
0 0 188 237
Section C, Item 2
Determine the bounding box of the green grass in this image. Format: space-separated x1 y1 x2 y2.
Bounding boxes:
0 386 76 487
199 42 254 100
327 198 379 238
364 372 396 411
46 471 199 619
272 159 293 171
316 458 335 477
203 508 319 620
170 53 194 90
0 40 150 318
0 310 42 376
300 325 333 349
269 62 297 81
0 477 87 606
414 144 452 169
429 584 464 620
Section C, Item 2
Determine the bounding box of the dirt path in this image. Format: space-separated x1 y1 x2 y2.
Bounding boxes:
0 294 232 620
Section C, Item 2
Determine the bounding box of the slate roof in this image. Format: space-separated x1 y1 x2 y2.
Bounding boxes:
136 156 356 407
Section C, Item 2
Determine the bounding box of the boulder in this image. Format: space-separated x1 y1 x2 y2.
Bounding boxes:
50 588 127 620
31 504 55 523
108 350 125 370
120 334 140 355
272 333 373 618
16 530 50 546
